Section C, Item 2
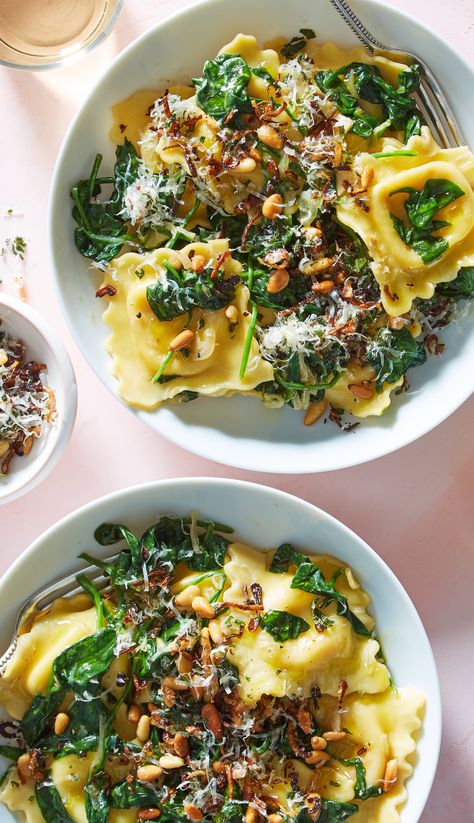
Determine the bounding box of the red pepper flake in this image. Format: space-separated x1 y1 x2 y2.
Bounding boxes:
95 284 116 298
425 333 445 355
355 198 370 212
210 250 230 281
357 746 367 756
119 123 127 134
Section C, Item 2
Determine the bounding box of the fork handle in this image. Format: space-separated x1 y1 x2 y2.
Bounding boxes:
0 638 18 678
329 0 386 51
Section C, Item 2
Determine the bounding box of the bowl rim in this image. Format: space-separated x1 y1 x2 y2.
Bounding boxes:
48 0 474 474
0 477 442 821
0 292 77 503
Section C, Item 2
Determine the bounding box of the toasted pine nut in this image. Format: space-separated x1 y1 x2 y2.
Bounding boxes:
159 754 185 770
177 651 194 674
201 703 223 740
191 684 205 701
310 736 328 751
225 305 239 324
323 730 346 742
137 765 163 782
136 714 151 742
267 269 289 294
127 704 141 724
162 676 190 692
191 595 215 619
361 165 374 190
382 758 398 793
169 329 194 352
348 382 374 400
268 816 283 823
175 584 201 609
249 147 262 162
54 712 70 736
304 750 331 767
17 753 31 782
162 685 176 708
22 436 33 456
191 254 206 273
245 807 257 823
212 761 228 774
137 809 161 820
388 316 404 330
148 702 159 713
262 193 283 220
301 226 322 240
0 439 10 458
305 257 334 275
304 401 327 427
184 805 203 822
312 280 335 294
257 124 283 150
333 141 343 167
208 620 225 645
173 732 190 758
232 157 257 175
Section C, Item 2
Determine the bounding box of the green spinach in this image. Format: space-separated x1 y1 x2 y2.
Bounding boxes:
21 689 65 747
269 543 310 573
281 28 316 59
291 564 371 637
366 327 426 389
261 610 310 642
35 783 75 823
338 757 382 800
146 263 236 321
193 54 253 122
52 627 117 690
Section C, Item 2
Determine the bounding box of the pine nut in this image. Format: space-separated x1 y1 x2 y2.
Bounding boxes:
201 703 223 740
348 382 374 400
257 124 283 150
184 805 203 822
17 753 31 782
212 761 228 774
311 280 335 294
137 765 163 782
310 736 328 751
191 254 206 273
137 810 161 820
232 157 257 175
162 686 176 708
169 329 194 352
267 269 289 294
361 165 374 190
127 704 141 724
323 730 346 742
304 750 331 767
54 712 70 735
305 257 334 275
388 316 404 330
177 651 194 674
304 401 327 427
175 585 201 609
0 350 7 366
136 714 151 742
268 816 283 823
0 440 10 458
262 193 283 220
22 436 33 456
301 226 322 240
249 147 262 162
208 620 225 645
174 732 190 758
382 758 398 793
162 676 190 692
245 807 257 823
191 596 215 618
225 305 239 324
159 754 185 770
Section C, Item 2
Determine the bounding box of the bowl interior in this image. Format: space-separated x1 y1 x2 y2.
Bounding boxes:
49 0 474 473
0 479 441 823
0 298 76 502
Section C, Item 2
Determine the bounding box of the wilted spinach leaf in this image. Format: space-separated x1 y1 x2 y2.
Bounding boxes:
338 757 382 800
281 28 316 59
291 564 371 637
146 263 237 321
311 600 335 632
366 327 426 389
437 265 474 301
110 780 162 808
36 782 75 823
261 610 310 642
269 543 310 573
193 54 253 122
85 780 111 823
21 689 65 747
52 627 117 690
0 746 24 760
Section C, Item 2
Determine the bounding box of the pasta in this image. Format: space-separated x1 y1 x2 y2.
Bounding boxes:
70 31 474 428
0 515 424 823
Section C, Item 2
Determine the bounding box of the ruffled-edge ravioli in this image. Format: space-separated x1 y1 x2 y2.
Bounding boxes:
219 543 390 703
325 365 403 419
337 127 474 315
102 239 273 409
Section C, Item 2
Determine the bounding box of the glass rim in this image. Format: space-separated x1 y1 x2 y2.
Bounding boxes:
0 0 125 71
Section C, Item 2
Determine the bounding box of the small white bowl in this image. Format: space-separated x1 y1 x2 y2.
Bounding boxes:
0 294 77 504
0 479 441 823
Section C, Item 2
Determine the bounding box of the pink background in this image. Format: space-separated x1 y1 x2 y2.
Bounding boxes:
0 0 473 819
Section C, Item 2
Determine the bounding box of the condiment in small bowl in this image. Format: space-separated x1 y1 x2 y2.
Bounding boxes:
0 294 76 504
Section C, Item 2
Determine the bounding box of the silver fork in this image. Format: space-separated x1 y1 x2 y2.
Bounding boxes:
0 556 117 677
329 0 465 148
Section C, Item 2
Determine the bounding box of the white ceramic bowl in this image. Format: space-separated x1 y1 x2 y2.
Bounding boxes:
49 0 474 473
0 479 441 822
0 294 77 503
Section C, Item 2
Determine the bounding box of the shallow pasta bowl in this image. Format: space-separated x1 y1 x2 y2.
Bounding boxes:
49 0 474 473
0 478 441 822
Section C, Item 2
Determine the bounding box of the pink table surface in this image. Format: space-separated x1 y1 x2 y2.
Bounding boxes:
0 0 473 819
